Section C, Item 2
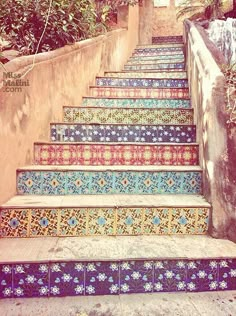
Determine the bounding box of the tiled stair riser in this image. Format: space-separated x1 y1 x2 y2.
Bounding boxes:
104 72 188 79
51 124 196 143
34 144 199 166
127 58 185 64
152 36 183 44
134 47 183 53
0 207 209 238
95 78 188 88
63 108 193 125
137 43 183 48
89 87 189 99
129 55 184 61
82 98 191 108
1 259 235 298
17 170 202 195
124 63 185 71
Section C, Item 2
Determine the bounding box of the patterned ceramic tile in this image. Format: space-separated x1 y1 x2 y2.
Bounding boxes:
17 170 202 195
59 208 87 236
85 262 119 295
13 263 49 298
82 97 191 108
138 43 183 48
134 47 183 53
196 208 210 233
143 208 170 234
124 63 185 71
186 260 218 292
63 107 193 125
51 124 196 143
129 55 184 61
132 50 184 57
0 208 29 237
218 259 236 290
41 172 67 195
127 58 185 64
152 36 183 44
30 209 58 236
50 262 85 297
89 87 189 99
87 208 115 235
104 71 187 79
154 260 187 292
0 264 13 298
120 261 153 294
170 208 197 234
17 171 42 195
117 208 143 235
95 78 188 88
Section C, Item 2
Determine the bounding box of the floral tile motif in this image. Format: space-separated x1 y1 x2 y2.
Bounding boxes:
67 171 91 195
89 87 189 99
158 172 183 194
152 36 183 44
0 208 29 237
136 172 159 194
186 260 218 292
117 208 143 235
95 78 188 88
120 261 153 294
0 264 13 298
124 63 185 71
134 47 183 54
129 55 184 62
90 172 113 194
50 262 85 297
17 171 42 195
170 208 196 234
143 208 169 234
30 209 58 236
104 71 187 79
13 263 49 298
154 260 187 292
218 259 236 291
82 97 191 109
85 262 119 295
182 172 202 194
42 172 67 195
196 208 209 234
59 208 87 236
87 208 115 235
127 58 185 64
114 172 137 194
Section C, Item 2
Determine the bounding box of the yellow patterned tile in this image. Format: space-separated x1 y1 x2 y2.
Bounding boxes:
196 208 209 234
0 209 29 237
87 208 115 235
59 208 87 236
170 208 196 234
30 209 58 237
117 208 143 235
143 208 169 234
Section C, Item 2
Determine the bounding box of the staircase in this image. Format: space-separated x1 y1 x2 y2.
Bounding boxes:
1 36 236 300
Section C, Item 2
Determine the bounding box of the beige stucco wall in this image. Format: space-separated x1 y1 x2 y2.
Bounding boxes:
0 5 139 204
184 20 236 240
152 0 183 37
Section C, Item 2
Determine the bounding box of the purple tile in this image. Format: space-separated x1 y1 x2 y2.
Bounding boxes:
120 260 153 294
13 263 49 298
154 260 187 292
50 262 85 297
186 259 218 292
218 259 236 291
0 264 13 298
85 262 119 295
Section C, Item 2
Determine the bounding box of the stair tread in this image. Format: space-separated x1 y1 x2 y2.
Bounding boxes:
0 235 235 263
2 194 210 208
17 165 202 171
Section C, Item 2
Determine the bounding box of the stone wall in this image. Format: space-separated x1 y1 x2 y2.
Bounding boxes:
0 5 139 204
184 20 236 241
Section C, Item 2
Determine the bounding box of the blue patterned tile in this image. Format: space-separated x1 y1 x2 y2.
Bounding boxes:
104 125 123 142
42 172 67 195
120 261 153 294
13 263 49 298
182 172 202 194
85 262 119 295
159 172 183 194
134 47 183 53
0 264 13 298
136 172 159 194
17 171 42 195
50 262 85 297
90 172 113 194
218 259 236 291
123 126 141 142
140 126 158 143
96 78 188 88
114 172 137 194
67 172 90 194
154 260 187 292
186 260 218 292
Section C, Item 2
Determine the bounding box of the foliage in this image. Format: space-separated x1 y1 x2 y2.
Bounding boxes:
221 63 236 125
0 0 109 55
176 0 225 21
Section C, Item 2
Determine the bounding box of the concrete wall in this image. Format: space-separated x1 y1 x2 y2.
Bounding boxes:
139 0 153 44
0 5 139 204
152 0 183 37
184 20 236 241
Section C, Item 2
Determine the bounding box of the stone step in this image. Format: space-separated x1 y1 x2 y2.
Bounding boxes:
152 35 183 44
132 50 184 57
16 165 202 195
104 71 187 79
127 57 185 64
0 195 210 238
124 63 185 71
34 142 199 166
82 97 191 108
95 77 188 88
137 43 183 48
63 107 193 125
129 54 184 61
89 87 189 99
51 124 196 143
0 235 236 298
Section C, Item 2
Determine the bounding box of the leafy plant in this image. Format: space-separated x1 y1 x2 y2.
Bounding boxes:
176 0 226 21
